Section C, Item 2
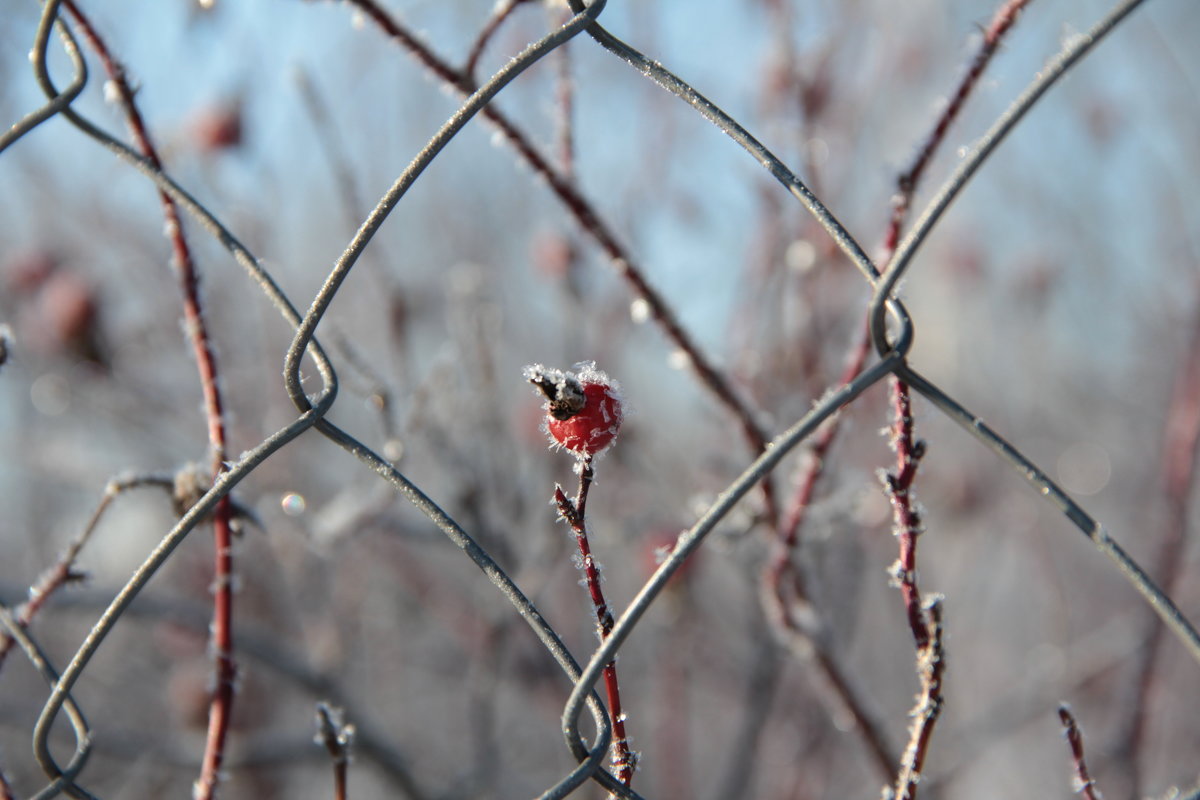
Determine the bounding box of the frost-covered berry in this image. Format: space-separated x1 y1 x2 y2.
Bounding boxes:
525 362 623 458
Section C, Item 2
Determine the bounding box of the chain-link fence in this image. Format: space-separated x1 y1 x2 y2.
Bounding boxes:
2 0 1199 798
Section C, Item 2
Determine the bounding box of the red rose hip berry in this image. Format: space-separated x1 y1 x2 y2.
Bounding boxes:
525 362 624 458
548 381 622 455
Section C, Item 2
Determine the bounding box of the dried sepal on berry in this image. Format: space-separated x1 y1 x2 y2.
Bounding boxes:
525 361 624 459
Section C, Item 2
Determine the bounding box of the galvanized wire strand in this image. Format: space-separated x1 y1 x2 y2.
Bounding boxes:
30 405 332 800
899 366 1200 666
561 352 908 767
869 0 1149 358
0 607 95 800
0 0 83 155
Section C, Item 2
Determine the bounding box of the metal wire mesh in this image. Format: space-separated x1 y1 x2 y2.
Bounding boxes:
1 0 1199 798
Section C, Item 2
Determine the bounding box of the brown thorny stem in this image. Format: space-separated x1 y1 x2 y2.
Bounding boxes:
57 3 237 797
892 597 946 800
1057 706 1103 800
0 475 178 672
554 462 636 789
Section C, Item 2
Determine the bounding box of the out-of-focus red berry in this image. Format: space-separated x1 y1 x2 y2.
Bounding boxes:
526 362 624 459
40 271 97 350
642 528 699 587
5 250 57 294
191 101 243 153
531 232 575 280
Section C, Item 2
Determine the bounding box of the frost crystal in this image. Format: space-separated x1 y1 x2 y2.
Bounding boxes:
629 298 651 323
667 349 692 370
785 239 817 273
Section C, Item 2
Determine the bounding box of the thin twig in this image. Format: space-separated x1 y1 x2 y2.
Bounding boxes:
884 386 928 650
0 474 173 672
763 0 1036 774
554 463 636 790
761 522 896 778
464 0 536 82
891 596 946 800
755 324 896 777
871 0 1150 355
315 703 355 800
57 5 238 795
878 0 1034 656
774 320 874 550
293 67 371 237
770 616 895 780
1057 705 1103 800
884 0 1035 251
549 4 575 179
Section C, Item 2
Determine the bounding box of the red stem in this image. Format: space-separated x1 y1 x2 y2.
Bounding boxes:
886 378 929 650
60 5 236 797
1057 706 1103 800
887 0 1034 246
892 598 946 800
879 0 1035 653
463 0 535 82
554 464 636 788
